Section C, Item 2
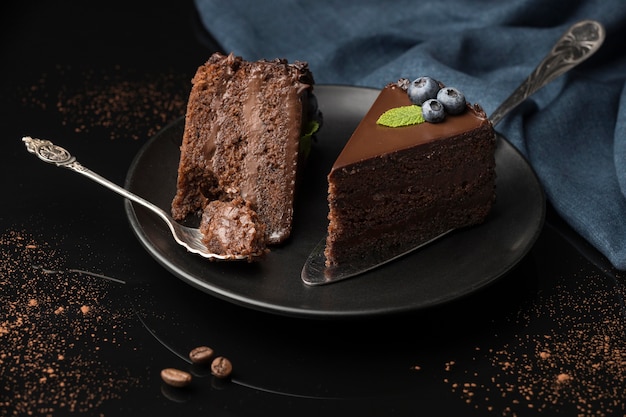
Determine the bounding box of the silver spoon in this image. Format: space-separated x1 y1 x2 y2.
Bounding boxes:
302 19 606 286
22 136 245 260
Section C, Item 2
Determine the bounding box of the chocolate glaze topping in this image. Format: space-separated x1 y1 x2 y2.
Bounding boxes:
331 83 490 171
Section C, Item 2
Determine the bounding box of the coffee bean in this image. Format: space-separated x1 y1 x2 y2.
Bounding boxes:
210 356 232 379
160 368 192 388
189 346 214 364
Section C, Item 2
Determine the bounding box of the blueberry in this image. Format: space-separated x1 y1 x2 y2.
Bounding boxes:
436 87 466 115
407 76 439 105
422 99 446 123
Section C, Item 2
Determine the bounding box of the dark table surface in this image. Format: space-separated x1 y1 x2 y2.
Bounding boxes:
2 1 625 416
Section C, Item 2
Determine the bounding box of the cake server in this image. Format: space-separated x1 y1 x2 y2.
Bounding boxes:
22 136 247 261
302 19 605 286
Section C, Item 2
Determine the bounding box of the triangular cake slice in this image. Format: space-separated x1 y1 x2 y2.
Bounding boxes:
324 79 496 267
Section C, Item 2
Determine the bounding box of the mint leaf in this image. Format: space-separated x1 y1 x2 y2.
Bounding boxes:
376 105 425 127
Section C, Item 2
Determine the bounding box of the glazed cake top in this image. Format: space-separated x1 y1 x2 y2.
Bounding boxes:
331 83 491 171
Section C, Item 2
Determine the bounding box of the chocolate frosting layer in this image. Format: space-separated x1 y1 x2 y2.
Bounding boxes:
331 84 490 171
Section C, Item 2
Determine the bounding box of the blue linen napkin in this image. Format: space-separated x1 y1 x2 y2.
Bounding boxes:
194 0 626 270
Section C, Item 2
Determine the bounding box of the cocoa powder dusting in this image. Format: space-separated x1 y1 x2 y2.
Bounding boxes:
19 66 189 140
0 230 141 415
441 271 626 416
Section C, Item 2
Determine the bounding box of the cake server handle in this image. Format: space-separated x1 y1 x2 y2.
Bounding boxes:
489 20 605 126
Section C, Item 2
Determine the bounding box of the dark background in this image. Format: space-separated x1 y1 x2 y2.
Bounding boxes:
2 1 625 416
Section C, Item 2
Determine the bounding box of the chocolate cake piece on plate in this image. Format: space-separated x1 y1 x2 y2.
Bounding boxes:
324 78 496 267
171 52 321 260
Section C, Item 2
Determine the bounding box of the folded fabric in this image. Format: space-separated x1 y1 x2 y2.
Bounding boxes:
194 0 626 270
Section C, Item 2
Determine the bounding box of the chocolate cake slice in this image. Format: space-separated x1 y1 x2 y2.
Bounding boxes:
171 52 320 260
324 79 496 267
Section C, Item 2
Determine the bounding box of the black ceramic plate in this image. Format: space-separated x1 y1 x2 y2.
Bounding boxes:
124 85 545 319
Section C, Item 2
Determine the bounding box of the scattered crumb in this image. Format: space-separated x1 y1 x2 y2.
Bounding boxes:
443 270 626 416
556 373 571 384
17 66 189 140
0 230 141 415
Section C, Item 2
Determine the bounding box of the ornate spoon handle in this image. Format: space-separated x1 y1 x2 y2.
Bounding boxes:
22 136 164 217
489 20 605 126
